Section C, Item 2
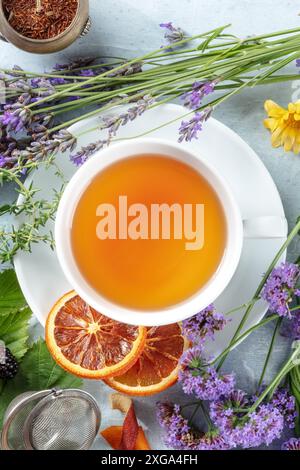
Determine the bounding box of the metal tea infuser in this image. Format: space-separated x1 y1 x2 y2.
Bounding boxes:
1 388 101 450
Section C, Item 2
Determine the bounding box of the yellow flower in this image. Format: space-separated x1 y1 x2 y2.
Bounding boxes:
264 100 300 154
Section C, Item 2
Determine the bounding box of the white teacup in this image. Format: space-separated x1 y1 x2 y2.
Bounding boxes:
55 138 287 326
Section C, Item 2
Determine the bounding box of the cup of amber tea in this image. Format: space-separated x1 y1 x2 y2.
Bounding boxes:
55 138 287 326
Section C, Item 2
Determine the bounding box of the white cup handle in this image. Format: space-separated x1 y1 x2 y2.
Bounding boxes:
243 216 288 239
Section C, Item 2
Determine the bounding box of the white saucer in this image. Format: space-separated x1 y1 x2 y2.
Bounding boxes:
14 104 286 356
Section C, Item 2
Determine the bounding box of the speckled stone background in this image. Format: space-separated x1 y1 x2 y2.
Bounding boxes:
1 0 300 450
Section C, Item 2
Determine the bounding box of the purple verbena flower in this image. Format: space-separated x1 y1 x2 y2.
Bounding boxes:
210 390 284 448
282 437 300 450
238 404 284 448
156 402 200 450
178 108 212 142
183 81 216 110
160 22 185 45
156 401 231 450
182 304 227 344
70 139 110 166
196 431 231 450
282 308 300 340
270 388 297 429
261 262 300 318
179 346 235 401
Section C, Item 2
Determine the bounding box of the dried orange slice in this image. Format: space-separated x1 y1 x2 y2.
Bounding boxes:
104 323 189 395
46 291 147 379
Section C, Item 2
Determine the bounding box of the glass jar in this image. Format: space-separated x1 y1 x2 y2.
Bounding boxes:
0 0 90 54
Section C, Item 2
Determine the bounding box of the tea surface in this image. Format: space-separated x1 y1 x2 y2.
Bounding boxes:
71 155 227 310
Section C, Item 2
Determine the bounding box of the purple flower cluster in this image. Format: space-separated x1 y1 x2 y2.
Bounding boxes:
156 402 230 450
182 304 227 344
261 262 300 318
182 81 216 110
179 346 235 401
282 437 300 450
1 102 33 133
178 107 212 142
282 308 300 340
158 384 297 451
210 390 285 448
270 388 297 429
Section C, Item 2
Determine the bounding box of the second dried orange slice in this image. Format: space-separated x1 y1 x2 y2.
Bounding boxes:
104 323 189 395
46 291 147 379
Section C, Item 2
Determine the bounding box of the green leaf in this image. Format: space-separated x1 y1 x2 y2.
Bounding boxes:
0 339 82 430
0 270 27 315
20 339 82 391
0 307 31 360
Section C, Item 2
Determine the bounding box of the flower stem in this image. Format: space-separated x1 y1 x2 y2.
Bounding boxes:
199 402 213 430
210 315 278 366
248 341 300 413
216 217 300 370
257 317 283 390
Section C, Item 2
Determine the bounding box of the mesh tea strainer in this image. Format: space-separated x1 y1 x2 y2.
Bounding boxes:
1 388 101 450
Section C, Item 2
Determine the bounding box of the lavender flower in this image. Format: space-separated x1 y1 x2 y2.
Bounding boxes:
160 22 185 45
1 108 32 133
182 304 227 344
70 139 110 166
53 57 96 72
109 62 143 77
0 154 6 167
50 77 67 85
183 81 216 110
178 108 212 142
1 93 34 133
30 78 56 97
15 129 77 162
179 346 235 401
79 69 95 77
270 388 297 429
281 437 300 450
210 391 284 448
99 95 155 138
261 262 300 318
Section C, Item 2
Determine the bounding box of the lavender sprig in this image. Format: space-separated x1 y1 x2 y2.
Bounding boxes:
160 22 185 46
15 129 77 162
182 81 216 110
178 107 212 142
70 139 110 167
